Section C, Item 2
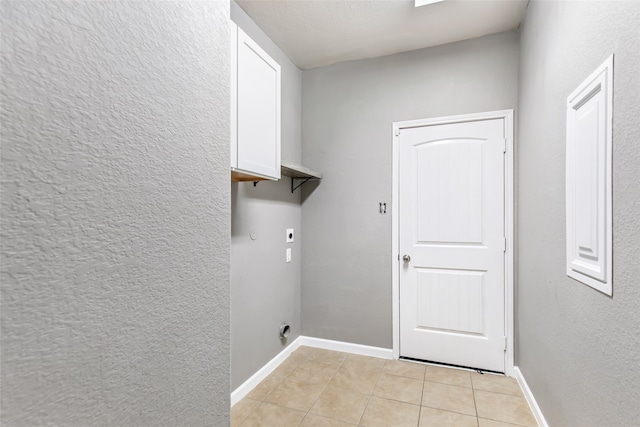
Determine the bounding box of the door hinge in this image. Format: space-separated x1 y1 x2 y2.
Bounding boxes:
502 138 507 153
395 128 401 137
503 237 507 252
504 336 507 351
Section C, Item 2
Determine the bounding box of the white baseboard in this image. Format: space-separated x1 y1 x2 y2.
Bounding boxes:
298 336 394 360
231 336 303 406
514 366 548 427
230 336 393 406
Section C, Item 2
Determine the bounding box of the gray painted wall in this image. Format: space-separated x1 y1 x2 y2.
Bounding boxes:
517 1 640 425
0 2 230 425
230 1 303 389
301 31 519 348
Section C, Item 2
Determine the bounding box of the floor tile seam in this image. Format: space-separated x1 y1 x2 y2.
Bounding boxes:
340 363 385 374
417 373 426 426
292 348 320 427
383 370 426 382
478 417 526 427
471 387 524 398
233 397 260 426
356 394 373 426
300 413 359 427
423 378 472 389
305 352 348 420
471 375 480 422
371 391 422 408
258 354 313 407
476 414 532 427
258 374 288 403
420 402 477 418
325 381 376 397
258 398 308 418
385 371 426 382
241 401 306 427
355 361 387 426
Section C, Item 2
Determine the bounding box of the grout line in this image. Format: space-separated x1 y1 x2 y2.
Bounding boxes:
304 348 347 420
473 388 526 398
356 359 386 425
423 379 473 390
420 404 478 419
292 348 314 427
417 369 426 427
471 381 479 426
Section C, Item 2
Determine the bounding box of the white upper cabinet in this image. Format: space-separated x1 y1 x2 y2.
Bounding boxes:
231 23 281 181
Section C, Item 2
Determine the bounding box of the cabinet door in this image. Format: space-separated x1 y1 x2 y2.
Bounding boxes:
235 27 281 179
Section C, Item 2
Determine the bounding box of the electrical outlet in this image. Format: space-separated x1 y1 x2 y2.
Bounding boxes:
286 228 294 243
286 248 292 262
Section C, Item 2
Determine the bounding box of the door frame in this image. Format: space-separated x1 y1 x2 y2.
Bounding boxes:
391 110 515 377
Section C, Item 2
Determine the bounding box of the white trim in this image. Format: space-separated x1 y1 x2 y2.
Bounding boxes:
565 54 613 296
514 367 549 427
298 336 394 360
391 109 515 376
230 21 238 169
391 123 400 360
504 110 515 377
230 336 393 406
231 336 302 406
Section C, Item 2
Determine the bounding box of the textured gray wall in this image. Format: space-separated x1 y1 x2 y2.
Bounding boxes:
301 32 519 348
517 1 640 425
230 1 303 389
1 2 230 425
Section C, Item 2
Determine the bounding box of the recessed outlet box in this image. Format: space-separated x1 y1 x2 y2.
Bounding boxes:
286 228 294 243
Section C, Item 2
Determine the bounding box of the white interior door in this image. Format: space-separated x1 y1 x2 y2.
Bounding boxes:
398 118 506 372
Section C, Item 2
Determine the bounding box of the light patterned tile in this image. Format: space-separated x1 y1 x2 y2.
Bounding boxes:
360 396 420 427
309 385 369 425
286 349 310 365
271 357 301 378
231 398 260 427
424 365 472 388
239 402 305 427
474 390 536 427
329 363 381 394
383 360 426 380
419 406 478 427
478 418 523 427
288 359 339 385
264 378 325 412
373 373 423 405
247 373 286 401
299 413 357 427
343 354 385 371
471 373 523 396
292 345 315 359
422 381 476 416
307 348 348 366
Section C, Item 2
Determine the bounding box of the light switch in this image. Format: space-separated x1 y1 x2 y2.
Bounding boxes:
286 248 292 262
286 228 294 243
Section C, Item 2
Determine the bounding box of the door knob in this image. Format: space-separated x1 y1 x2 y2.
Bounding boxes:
403 255 411 263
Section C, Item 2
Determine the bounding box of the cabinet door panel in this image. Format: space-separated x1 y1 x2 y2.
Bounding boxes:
236 28 281 179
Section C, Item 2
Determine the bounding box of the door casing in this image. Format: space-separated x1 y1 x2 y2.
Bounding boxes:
391 110 515 377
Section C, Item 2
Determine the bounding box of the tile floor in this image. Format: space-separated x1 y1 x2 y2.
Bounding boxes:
232 346 537 427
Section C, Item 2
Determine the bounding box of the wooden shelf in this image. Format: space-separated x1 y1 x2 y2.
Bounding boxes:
280 160 322 180
280 160 322 193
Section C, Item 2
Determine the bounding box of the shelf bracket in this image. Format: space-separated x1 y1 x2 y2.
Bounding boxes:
291 177 312 193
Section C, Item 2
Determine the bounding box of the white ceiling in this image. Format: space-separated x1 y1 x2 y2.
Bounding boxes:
236 0 529 70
